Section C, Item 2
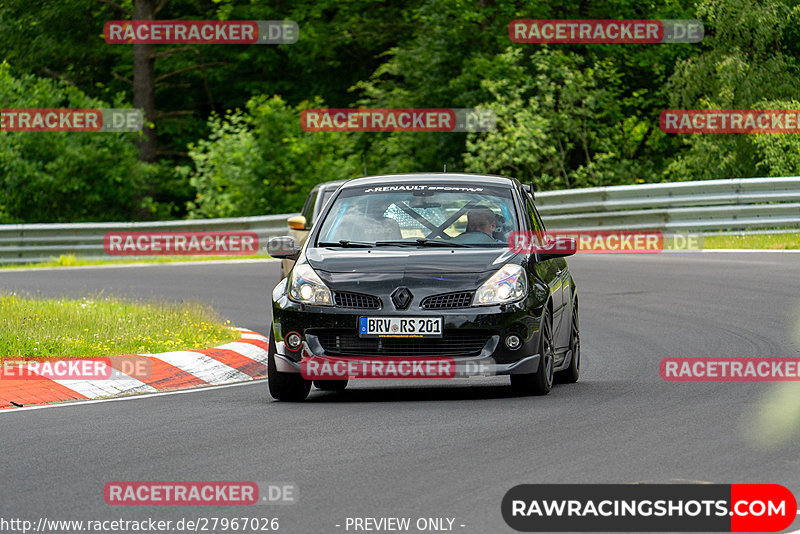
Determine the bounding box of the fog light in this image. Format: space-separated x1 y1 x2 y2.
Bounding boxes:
505 334 521 350
285 332 302 351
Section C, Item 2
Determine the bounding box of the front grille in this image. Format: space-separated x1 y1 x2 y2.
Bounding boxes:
334 291 382 309
421 291 474 310
311 330 490 357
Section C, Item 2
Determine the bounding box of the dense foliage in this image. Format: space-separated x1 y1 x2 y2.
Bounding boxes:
1 0 799 222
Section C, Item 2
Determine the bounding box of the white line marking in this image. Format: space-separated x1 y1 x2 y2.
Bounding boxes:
0 258 279 273
0 379 264 414
784 515 800 534
2 250 798 274
663 249 800 253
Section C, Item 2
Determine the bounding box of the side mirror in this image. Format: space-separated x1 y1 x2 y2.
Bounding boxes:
268 236 300 260
539 235 576 259
287 215 307 230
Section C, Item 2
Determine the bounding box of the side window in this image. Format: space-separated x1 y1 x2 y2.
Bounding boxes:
316 190 336 222
301 190 318 228
524 198 543 233
532 200 547 232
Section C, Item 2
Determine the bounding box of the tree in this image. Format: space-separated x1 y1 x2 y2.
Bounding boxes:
464 49 636 190
351 0 697 181
1 0 417 218
666 0 800 179
0 63 170 222
185 95 360 218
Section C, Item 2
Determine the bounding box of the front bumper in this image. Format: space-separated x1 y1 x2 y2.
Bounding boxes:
271 293 545 377
272 351 541 377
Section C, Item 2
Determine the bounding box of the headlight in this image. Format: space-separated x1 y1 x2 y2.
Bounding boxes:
288 264 333 306
474 264 527 306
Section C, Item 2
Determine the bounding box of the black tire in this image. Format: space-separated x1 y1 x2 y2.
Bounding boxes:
314 379 348 391
556 299 580 384
267 328 311 402
510 307 555 396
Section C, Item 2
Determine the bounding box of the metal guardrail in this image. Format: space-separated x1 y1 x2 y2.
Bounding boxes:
0 213 297 264
1 177 798 264
536 177 800 231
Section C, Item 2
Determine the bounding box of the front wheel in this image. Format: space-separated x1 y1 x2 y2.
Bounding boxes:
267 328 311 402
510 307 554 396
556 299 580 384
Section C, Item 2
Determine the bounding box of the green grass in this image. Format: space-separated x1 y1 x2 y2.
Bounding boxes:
703 232 800 250
0 293 240 358
1 253 270 270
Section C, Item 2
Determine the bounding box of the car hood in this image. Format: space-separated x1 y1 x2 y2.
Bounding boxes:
306 247 517 274
305 247 519 295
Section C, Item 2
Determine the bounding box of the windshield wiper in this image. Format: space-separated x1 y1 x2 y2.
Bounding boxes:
415 239 473 248
318 240 375 248
374 239 473 248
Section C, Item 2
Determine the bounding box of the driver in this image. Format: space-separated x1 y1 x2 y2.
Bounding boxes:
465 207 497 238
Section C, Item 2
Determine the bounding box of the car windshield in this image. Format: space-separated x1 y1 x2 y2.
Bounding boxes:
316 183 518 247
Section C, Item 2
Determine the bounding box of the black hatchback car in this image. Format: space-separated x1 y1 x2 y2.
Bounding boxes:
267 173 579 401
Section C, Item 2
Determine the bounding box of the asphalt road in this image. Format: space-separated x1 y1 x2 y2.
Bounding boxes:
1 253 799 534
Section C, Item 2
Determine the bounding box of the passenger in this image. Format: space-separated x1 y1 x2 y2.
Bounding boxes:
336 202 401 241
365 203 402 240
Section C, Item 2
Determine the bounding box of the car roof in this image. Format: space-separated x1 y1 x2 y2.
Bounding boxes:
339 173 517 188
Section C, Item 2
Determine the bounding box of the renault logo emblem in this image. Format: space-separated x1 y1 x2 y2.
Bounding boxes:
391 287 413 310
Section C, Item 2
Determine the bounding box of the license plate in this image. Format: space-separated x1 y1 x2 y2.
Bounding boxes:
359 316 443 338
